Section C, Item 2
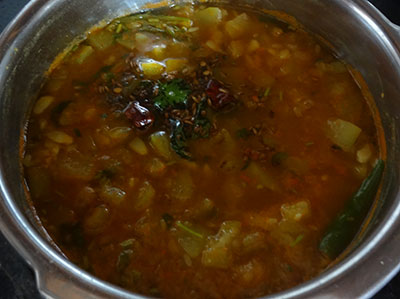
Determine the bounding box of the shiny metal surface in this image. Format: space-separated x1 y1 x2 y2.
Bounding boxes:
0 0 400 298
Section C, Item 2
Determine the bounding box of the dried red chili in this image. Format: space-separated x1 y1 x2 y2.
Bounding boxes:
125 101 154 130
206 79 236 110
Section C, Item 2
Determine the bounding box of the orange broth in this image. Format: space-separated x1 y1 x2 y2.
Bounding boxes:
23 3 380 298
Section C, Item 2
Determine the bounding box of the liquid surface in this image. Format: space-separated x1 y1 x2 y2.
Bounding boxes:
23 4 379 298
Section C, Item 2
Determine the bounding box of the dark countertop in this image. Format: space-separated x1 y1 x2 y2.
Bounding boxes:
0 0 399 298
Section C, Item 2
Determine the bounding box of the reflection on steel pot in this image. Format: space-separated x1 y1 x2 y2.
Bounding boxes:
0 0 400 298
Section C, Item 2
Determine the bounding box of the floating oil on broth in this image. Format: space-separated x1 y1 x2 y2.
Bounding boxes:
23 3 383 298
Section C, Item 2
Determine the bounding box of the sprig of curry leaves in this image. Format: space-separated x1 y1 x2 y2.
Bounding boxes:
108 13 192 40
170 119 192 159
169 97 211 159
151 79 212 159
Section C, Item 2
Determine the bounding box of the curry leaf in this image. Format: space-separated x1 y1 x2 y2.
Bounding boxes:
192 99 211 139
169 99 211 159
170 119 191 159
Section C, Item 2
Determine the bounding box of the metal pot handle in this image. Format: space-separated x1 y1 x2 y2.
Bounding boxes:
34 266 129 298
364 1 400 50
385 22 400 52
391 23 400 44
35 268 87 298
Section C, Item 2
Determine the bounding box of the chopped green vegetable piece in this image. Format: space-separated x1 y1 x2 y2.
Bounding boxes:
246 162 278 191
149 131 173 160
74 45 94 64
135 181 155 211
319 159 385 259
116 32 136 50
116 23 123 34
178 233 206 258
225 13 251 39
305 142 314 147
195 7 223 26
290 234 304 247
327 118 361 152
264 87 271 97
271 152 289 166
129 137 148 156
120 238 135 249
146 157 166 176
88 30 114 51
117 249 133 272
154 79 191 110
176 221 204 239
201 221 241 268
101 113 108 119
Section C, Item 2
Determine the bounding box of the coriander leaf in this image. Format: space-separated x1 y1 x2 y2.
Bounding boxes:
154 79 190 110
176 221 204 239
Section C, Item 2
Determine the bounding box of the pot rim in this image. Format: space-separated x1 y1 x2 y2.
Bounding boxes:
0 0 400 298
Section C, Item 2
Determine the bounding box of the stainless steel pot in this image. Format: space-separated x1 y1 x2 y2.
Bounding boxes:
0 0 399 298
